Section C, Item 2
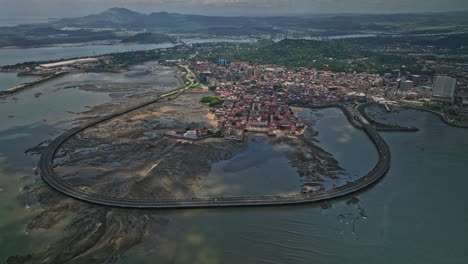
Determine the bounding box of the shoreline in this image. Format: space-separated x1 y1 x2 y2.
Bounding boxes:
357 102 419 132
0 60 182 98
399 105 468 129
0 40 176 50
0 36 257 50
38 97 392 209
0 72 68 97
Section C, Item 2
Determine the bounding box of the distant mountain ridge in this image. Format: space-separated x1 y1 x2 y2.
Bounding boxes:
1 7 468 48
53 7 468 32
55 8 148 27
54 7 254 29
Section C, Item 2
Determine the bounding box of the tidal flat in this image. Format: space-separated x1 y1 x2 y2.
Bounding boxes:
6 62 347 263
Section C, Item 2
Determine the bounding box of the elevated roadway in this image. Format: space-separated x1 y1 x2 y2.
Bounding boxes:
39 99 391 209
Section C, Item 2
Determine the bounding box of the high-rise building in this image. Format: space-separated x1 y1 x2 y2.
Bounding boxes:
218 59 228 67
398 80 413 91
432 76 456 103
392 69 401 78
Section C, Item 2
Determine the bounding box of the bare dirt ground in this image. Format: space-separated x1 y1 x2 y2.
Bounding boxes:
53 91 343 200
8 63 184 264
55 92 245 200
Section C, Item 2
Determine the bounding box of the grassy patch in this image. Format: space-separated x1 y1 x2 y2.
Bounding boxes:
452 118 468 126
201 96 224 107
166 93 179 100
187 83 204 90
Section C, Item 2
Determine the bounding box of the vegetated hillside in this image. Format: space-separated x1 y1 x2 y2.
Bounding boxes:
410 34 468 50
247 39 367 72
250 39 362 64
54 7 148 28
349 33 468 51
2 8 463 47
173 26 281 36
0 25 117 47
53 8 251 30
52 8 368 31
195 39 363 71
194 39 421 73
121 33 176 44
52 8 468 33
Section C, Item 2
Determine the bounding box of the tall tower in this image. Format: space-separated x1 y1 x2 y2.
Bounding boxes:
218 59 228 67
431 76 456 103
398 80 413 91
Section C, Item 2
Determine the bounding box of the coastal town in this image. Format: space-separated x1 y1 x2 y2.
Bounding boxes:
179 59 468 140
2 49 467 136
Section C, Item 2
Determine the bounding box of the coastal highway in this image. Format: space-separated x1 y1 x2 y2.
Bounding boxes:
39 97 391 209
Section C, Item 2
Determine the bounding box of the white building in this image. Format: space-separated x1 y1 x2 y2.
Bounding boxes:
38 58 98 69
432 76 456 103
183 130 198 139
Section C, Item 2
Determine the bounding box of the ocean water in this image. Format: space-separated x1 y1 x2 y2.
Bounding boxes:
120 106 468 264
0 43 176 67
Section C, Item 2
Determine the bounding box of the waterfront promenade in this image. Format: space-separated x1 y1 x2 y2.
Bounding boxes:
39 96 391 209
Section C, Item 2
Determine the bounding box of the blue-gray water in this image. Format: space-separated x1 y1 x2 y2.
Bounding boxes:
0 72 38 91
2 92 468 263
0 43 175 66
118 106 468 264
197 136 303 197
0 78 113 258
300 108 378 180
0 38 257 67
0 17 54 27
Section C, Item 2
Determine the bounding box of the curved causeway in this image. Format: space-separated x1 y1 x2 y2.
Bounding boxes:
39 94 391 209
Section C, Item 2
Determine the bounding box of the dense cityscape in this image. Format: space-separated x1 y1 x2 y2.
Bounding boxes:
185 58 467 141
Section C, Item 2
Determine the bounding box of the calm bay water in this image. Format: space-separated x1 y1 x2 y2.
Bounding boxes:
299 108 378 181
184 38 258 44
0 72 38 91
0 39 257 67
0 17 54 27
0 43 175 66
197 136 303 197
0 78 112 259
119 107 468 264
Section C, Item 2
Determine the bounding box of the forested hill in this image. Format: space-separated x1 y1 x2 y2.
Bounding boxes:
250 39 362 63
121 33 177 44
194 39 420 73
53 8 468 33
197 39 363 69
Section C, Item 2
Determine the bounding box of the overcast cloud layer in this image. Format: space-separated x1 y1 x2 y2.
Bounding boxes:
1 0 467 17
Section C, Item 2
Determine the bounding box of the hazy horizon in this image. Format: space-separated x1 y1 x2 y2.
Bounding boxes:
1 0 468 18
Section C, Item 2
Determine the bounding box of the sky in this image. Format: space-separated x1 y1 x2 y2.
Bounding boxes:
1 0 468 18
